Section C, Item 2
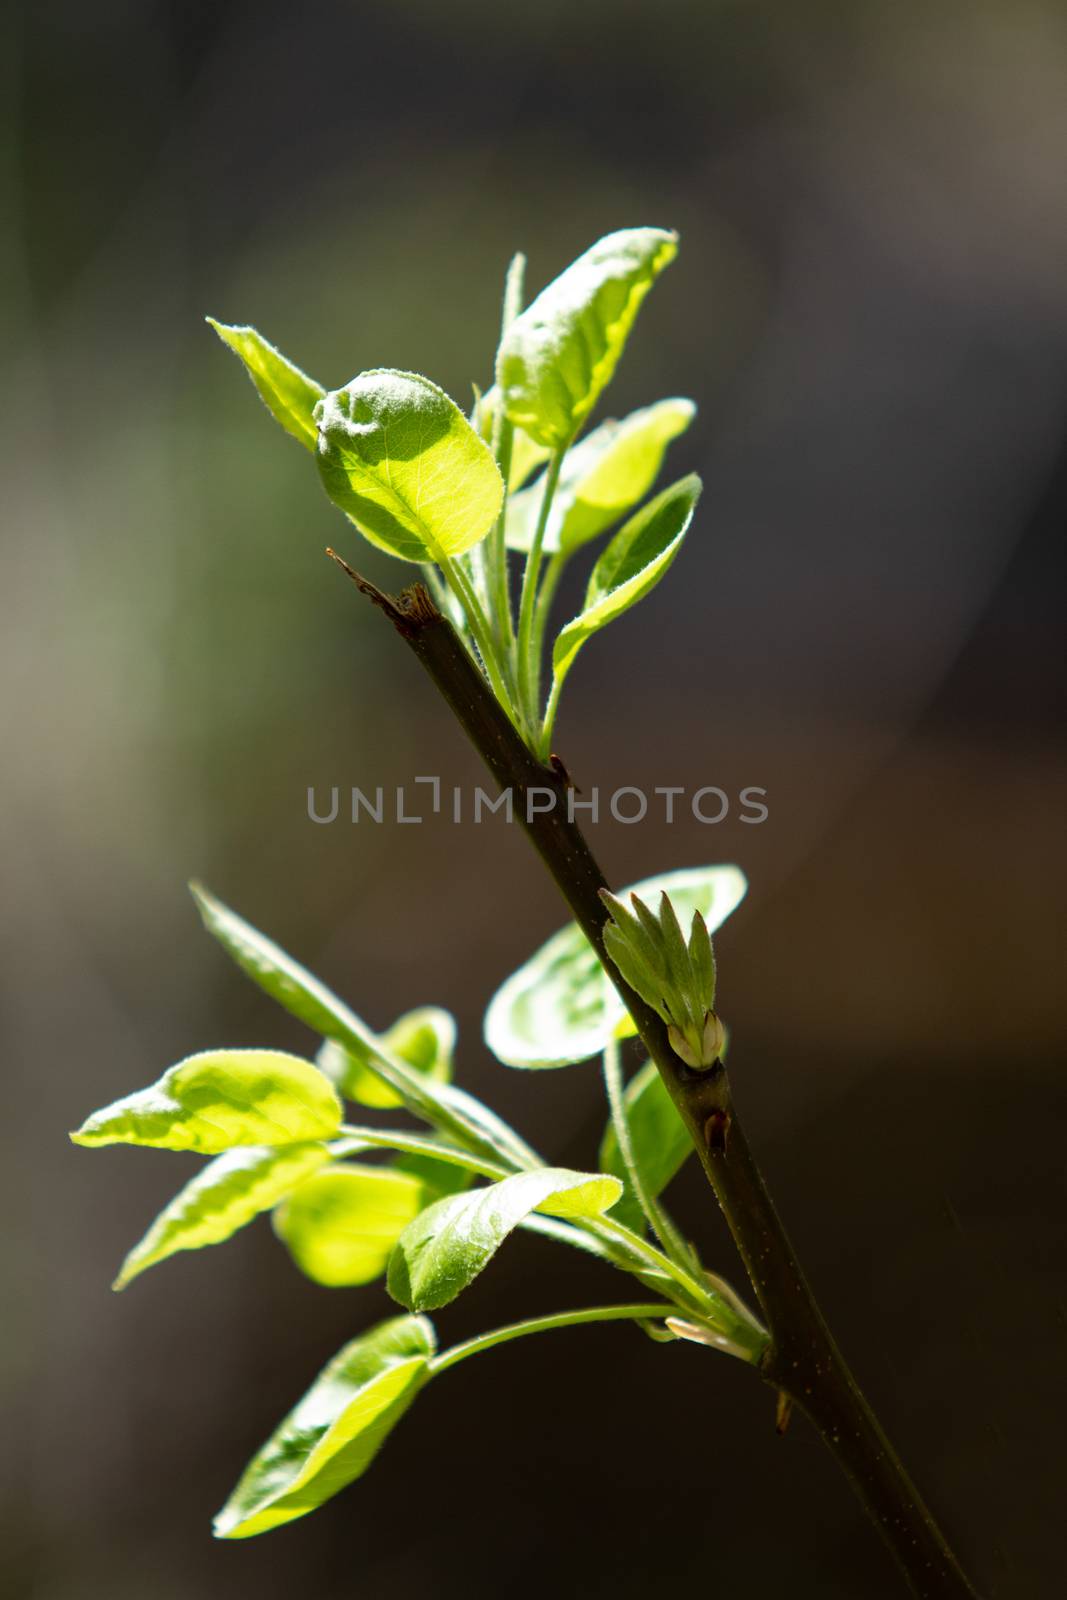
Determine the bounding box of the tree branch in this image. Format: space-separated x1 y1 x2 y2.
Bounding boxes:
342 570 980 1600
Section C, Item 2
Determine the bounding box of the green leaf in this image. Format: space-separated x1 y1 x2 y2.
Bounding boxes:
114 1142 332 1290
598 1062 693 1234
70 1050 343 1153
495 227 678 449
214 1315 434 1539
190 884 537 1170
506 398 695 555
274 1164 429 1287
315 370 503 562
484 864 747 1069
317 1006 454 1111
190 882 369 1040
208 321 323 451
388 1168 623 1312
551 473 700 693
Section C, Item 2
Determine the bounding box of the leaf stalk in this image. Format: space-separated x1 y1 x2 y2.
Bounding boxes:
428 1303 678 1376
516 444 565 729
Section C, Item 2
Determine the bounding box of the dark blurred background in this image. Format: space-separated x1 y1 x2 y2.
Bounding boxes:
3 2 1065 1596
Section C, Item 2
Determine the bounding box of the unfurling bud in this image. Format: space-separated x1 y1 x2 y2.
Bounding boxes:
599 887 725 1070
668 1010 725 1070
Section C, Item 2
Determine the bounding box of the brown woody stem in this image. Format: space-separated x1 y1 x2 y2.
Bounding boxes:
338 567 980 1600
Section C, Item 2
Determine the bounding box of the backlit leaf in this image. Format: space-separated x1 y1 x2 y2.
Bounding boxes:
274 1165 428 1287
551 473 700 692
190 882 361 1039
598 1062 693 1234
214 1316 434 1539
114 1142 331 1290
70 1050 342 1153
506 398 695 555
208 321 323 451
484 864 747 1069
315 370 503 562
496 228 678 448
387 1167 622 1311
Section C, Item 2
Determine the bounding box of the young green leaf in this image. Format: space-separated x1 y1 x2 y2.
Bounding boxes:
114 1142 332 1290
495 227 678 448
208 321 324 451
689 908 717 1008
484 864 747 1068
315 370 503 562
600 890 670 1017
387 1168 623 1312
506 398 695 555
190 884 537 1170
598 1062 693 1235
484 923 619 1071
70 1050 343 1153
214 1315 435 1539
317 1006 454 1111
190 881 367 1040
551 473 700 694
274 1164 429 1287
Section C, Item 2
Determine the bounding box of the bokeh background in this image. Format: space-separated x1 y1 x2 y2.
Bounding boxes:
3 2 1065 1596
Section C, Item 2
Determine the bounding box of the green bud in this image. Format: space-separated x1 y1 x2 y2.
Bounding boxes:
702 1010 726 1062
599 888 724 1070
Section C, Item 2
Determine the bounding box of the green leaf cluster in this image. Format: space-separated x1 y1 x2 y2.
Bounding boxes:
71 230 769 1544
210 224 698 754
72 881 766 1539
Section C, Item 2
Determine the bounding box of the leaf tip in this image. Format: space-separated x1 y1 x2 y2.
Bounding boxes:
188 879 218 926
205 316 239 345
